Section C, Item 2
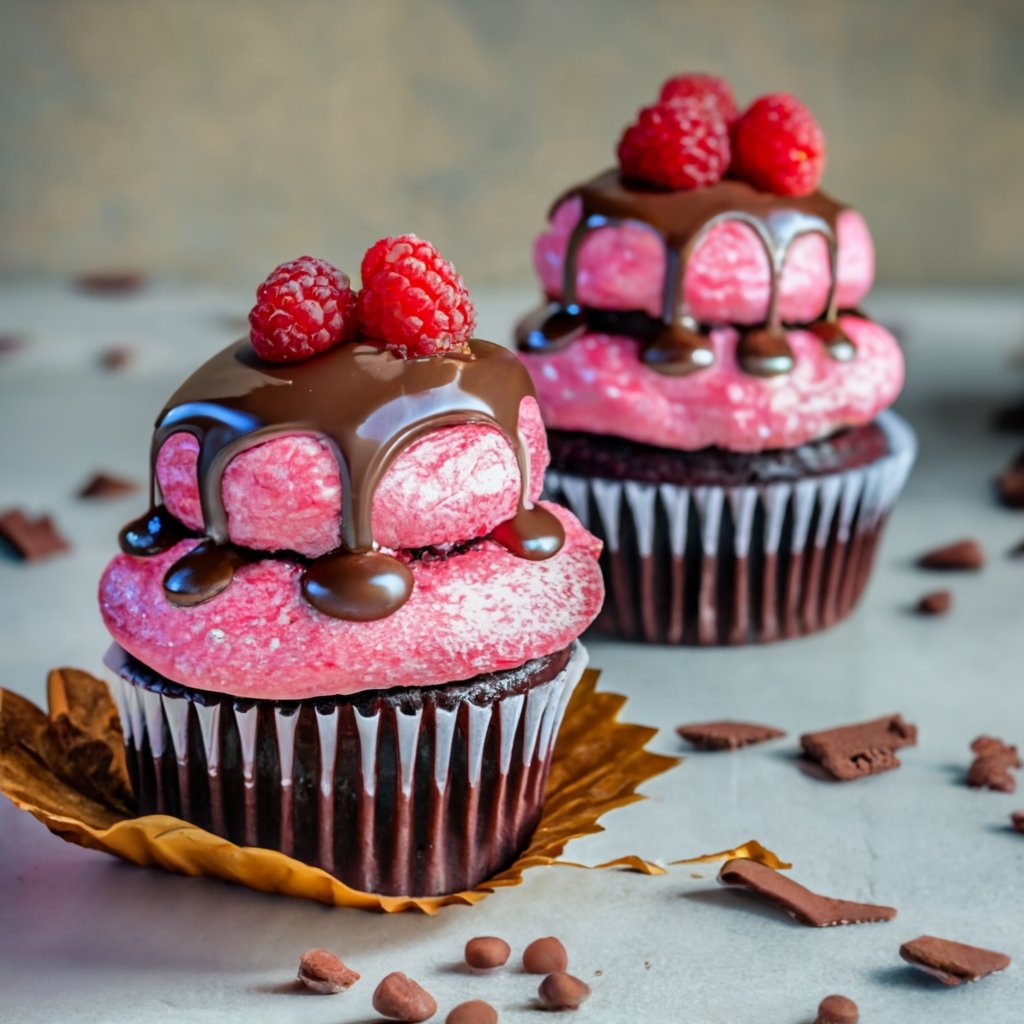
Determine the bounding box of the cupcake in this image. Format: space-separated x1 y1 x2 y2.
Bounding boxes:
99 238 604 895
516 74 914 645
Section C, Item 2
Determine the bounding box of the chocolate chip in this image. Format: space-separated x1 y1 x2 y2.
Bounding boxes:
676 720 785 750
1011 810 1024 833
372 972 437 1022
717 859 897 927
814 994 859 1024
445 1000 497 1024
918 539 985 570
523 936 568 974
77 472 138 500
98 345 135 371
0 509 70 562
916 590 952 615
464 936 510 970
800 714 918 781
899 935 1010 985
76 271 146 294
296 948 360 993
538 972 590 1011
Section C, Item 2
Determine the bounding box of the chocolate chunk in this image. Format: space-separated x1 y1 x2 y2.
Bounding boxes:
538 972 591 1011
717 859 897 927
296 948 360 993
676 719 785 750
814 994 859 1024
446 1000 497 1024
1011 810 1024 833
916 590 952 615
967 736 1020 792
372 972 436 1022
77 472 138 500
523 936 568 974
918 539 985 570
98 345 135 371
76 271 146 293
0 509 69 562
899 935 1010 985
464 936 510 970
801 714 918 781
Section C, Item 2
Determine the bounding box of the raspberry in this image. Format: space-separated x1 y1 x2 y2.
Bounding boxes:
248 256 358 363
358 234 476 358
730 92 826 197
659 72 738 123
617 98 730 190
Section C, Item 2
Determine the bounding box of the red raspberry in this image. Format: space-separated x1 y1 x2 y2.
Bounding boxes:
249 256 358 363
730 92 826 197
617 98 730 190
358 235 476 358
659 72 738 124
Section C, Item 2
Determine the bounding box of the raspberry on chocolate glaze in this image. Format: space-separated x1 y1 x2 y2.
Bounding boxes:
249 256 358 363
358 234 476 358
617 98 730 190
659 72 738 123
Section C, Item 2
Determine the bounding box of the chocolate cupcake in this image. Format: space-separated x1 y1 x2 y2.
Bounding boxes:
516 75 914 645
99 240 604 895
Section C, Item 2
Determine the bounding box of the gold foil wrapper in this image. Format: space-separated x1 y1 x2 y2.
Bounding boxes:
1 667 788 913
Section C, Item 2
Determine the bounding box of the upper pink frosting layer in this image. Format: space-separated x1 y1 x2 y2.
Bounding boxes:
526 316 903 452
535 196 873 324
99 503 603 698
157 397 548 558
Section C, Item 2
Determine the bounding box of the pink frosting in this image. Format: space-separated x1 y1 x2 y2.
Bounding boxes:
99 503 603 698
157 397 548 558
534 196 873 325
525 315 903 452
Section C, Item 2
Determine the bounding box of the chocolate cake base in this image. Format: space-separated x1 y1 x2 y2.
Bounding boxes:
545 414 915 645
104 642 586 896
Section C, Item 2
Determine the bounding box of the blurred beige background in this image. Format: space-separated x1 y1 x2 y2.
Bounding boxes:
1 0 1022 290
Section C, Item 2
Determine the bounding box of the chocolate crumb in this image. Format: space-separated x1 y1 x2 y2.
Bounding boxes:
76 271 146 294
916 590 952 615
98 345 135 371
446 1000 497 1024
801 714 918 781
538 972 591 1011
0 509 69 562
1011 810 1024 833
676 720 785 750
814 994 859 1024
464 936 510 970
918 539 985 571
717 859 897 927
296 948 360 993
372 972 436 1022
899 934 1010 985
77 472 138 500
967 736 1020 793
523 936 568 975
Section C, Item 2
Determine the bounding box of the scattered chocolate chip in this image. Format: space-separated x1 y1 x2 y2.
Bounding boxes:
446 999 497 1024
899 935 1010 986
76 271 146 294
676 720 785 750
814 994 859 1024
98 345 135 371
538 972 591 1011
1011 810 1024 833
296 948 360 993
372 972 437 1022
918 539 985 571
464 936 510 970
967 736 1021 793
77 472 138 500
717 859 897 927
0 509 70 562
800 714 918 781
916 590 952 615
523 936 568 975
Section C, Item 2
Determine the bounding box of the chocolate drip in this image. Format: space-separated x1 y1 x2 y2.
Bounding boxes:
515 170 857 374
125 339 563 620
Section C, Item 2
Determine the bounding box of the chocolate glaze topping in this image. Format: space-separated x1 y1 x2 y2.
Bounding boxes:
516 169 857 376
119 338 564 620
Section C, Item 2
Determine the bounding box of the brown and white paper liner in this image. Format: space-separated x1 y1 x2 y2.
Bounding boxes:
546 413 916 645
104 642 587 897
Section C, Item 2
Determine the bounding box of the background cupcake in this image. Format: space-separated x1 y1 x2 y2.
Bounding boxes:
99 238 604 895
517 74 915 645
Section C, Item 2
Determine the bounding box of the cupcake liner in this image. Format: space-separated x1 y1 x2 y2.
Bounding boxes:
546 413 916 645
104 643 588 896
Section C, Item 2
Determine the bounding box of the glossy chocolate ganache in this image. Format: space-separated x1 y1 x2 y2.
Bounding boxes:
119 338 564 621
517 169 857 377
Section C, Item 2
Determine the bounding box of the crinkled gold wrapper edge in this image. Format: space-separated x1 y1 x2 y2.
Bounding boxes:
0 668 789 914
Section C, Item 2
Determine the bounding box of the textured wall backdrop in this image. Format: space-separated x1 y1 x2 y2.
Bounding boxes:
1 0 1022 288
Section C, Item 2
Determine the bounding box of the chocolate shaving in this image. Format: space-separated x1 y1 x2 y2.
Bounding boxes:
76 271 146 294
677 720 785 750
916 590 952 615
995 451 1024 508
899 935 1010 986
717 859 896 927
967 736 1020 793
98 345 135 371
0 509 69 562
801 714 917 781
918 539 985 570
77 472 138 500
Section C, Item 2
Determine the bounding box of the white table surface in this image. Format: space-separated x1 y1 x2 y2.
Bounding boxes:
1 282 1023 1024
